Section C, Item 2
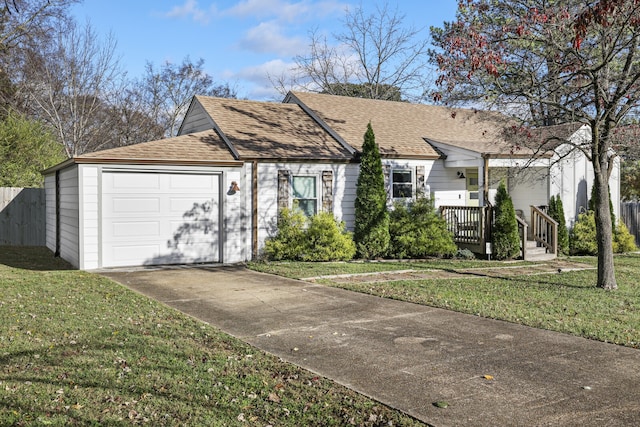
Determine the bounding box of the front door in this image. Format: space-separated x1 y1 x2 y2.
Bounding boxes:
466 168 479 206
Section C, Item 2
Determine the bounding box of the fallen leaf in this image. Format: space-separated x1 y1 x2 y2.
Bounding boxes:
483 374 494 380
268 392 281 403
434 401 449 408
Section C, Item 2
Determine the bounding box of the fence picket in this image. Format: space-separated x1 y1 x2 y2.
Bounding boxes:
0 187 46 246
620 202 640 247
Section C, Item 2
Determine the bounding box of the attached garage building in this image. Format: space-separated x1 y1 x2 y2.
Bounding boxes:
44 131 250 270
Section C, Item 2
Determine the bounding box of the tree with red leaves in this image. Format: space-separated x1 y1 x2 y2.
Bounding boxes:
431 0 640 290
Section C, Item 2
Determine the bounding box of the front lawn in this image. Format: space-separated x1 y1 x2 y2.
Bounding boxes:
0 246 422 426
249 255 639 348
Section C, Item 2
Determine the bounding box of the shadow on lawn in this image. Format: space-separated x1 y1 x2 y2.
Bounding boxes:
0 246 74 271
441 267 596 290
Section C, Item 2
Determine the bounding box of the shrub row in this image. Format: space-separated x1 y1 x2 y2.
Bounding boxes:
263 196 457 262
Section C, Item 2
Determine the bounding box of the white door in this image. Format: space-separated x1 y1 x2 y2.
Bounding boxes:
102 171 220 268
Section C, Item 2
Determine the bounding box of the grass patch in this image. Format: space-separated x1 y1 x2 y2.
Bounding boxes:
248 258 533 279
0 247 423 426
249 255 639 349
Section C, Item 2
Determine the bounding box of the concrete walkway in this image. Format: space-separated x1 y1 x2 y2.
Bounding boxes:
100 265 640 427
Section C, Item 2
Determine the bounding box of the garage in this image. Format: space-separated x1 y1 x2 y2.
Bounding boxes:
101 170 221 268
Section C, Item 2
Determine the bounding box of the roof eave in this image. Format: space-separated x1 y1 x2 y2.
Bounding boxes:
43 157 244 174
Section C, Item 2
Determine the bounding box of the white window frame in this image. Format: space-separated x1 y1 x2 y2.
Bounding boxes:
391 168 413 199
291 174 319 217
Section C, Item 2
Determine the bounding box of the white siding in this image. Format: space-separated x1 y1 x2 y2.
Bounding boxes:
222 164 252 263
80 166 100 270
58 166 80 268
179 101 214 135
610 156 621 221
256 162 356 253
426 161 467 207
508 167 549 225
44 174 57 253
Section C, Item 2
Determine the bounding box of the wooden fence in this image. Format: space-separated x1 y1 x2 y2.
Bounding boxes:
620 202 640 247
0 187 46 246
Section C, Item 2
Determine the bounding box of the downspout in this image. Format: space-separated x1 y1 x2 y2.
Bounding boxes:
482 154 490 205
252 160 258 260
55 170 61 257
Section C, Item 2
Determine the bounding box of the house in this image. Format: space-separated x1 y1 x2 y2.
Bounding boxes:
43 92 620 269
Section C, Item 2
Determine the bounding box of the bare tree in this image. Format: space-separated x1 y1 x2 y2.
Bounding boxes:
0 0 76 112
273 2 431 101
21 20 125 156
140 57 237 138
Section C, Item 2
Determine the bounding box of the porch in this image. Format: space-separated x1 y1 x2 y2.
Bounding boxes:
440 205 558 261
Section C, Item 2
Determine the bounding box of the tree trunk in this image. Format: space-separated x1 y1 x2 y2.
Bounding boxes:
593 164 617 290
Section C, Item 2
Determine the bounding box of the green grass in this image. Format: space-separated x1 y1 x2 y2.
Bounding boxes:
0 247 423 426
248 258 535 279
249 255 639 348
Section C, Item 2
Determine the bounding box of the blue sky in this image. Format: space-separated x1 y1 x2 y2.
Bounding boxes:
71 1 458 100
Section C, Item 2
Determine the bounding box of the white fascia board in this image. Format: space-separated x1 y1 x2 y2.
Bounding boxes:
488 158 550 168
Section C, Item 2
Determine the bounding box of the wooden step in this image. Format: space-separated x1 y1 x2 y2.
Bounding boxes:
523 240 557 261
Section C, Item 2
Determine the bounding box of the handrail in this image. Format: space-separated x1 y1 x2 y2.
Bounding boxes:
515 216 528 259
440 205 486 245
531 205 558 254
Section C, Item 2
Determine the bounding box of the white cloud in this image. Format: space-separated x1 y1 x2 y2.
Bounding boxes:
165 0 217 24
237 21 307 56
225 0 346 23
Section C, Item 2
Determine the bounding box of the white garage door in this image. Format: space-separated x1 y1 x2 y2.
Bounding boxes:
102 171 221 268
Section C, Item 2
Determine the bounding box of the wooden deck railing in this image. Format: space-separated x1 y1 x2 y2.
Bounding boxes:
440 206 487 245
531 205 558 254
516 216 528 259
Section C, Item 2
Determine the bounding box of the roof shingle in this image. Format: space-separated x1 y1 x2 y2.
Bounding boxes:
196 96 354 161
77 130 237 164
288 91 528 158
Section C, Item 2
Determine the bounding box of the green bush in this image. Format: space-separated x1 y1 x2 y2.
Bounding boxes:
492 181 521 260
388 197 457 258
569 211 598 255
262 208 307 261
301 212 356 261
614 221 637 253
456 248 476 259
548 195 569 255
263 209 356 261
354 123 390 258
569 212 636 255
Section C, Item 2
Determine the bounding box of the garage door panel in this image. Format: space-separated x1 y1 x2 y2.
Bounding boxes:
112 221 161 238
111 197 161 214
170 220 217 242
169 174 217 190
169 198 219 217
102 171 220 268
108 244 162 263
109 173 161 190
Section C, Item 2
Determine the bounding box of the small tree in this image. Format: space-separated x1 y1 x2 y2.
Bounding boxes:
492 181 520 260
354 123 390 258
549 195 569 255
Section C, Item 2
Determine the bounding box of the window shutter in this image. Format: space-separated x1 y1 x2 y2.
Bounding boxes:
322 170 333 213
277 170 291 215
416 165 425 197
383 164 391 201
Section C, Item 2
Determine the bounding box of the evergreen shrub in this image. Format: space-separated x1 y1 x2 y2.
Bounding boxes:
492 181 521 260
388 197 457 258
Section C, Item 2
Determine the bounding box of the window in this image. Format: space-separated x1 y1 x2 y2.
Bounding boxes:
392 169 413 198
292 176 317 217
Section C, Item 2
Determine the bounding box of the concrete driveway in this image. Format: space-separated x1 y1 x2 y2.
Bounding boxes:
100 265 640 426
